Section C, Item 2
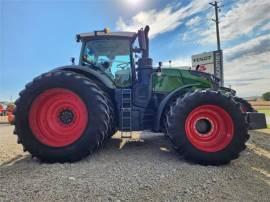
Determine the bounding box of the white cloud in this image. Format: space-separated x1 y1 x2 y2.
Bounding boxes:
186 0 210 15
223 34 270 97
224 51 270 80
116 6 188 39
116 0 209 38
186 16 201 27
225 34 270 61
169 57 191 67
182 32 190 41
221 0 270 40
200 0 270 44
259 22 270 32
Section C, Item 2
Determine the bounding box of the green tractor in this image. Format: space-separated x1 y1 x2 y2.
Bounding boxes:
14 26 267 165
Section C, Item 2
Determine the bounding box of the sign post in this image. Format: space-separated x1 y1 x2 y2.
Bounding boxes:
213 50 223 86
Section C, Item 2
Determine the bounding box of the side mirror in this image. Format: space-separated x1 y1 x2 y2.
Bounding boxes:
70 57 75 65
138 29 146 51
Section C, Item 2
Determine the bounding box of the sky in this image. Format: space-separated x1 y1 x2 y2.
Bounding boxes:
0 0 270 101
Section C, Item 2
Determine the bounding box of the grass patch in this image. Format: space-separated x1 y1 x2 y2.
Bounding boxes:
257 109 270 115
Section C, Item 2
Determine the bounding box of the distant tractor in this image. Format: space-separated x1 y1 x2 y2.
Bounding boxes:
14 26 267 165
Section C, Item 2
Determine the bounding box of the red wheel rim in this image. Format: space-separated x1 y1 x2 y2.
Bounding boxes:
185 105 234 152
29 88 88 147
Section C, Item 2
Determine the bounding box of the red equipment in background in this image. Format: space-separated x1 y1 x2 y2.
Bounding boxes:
6 103 15 124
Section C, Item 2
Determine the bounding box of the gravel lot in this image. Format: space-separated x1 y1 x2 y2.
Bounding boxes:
0 122 270 202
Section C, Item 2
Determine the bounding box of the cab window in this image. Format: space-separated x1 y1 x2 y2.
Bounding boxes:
83 39 131 87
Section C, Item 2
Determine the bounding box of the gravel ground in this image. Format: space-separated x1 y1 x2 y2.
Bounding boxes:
0 123 270 202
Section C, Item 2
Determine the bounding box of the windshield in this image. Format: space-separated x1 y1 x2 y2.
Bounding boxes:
82 39 132 87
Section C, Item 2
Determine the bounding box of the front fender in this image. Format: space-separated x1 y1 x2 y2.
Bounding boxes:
153 84 202 132
52 65 116 90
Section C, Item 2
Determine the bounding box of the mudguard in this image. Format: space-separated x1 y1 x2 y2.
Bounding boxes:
153 84 201 131
52 65 115 90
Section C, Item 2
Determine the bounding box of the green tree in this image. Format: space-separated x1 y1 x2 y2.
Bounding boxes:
262 92 270 101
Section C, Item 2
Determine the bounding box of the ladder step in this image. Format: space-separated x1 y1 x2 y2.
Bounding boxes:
121 108 131 112
122 89 131 95
122 99 131 103
122 120 131 124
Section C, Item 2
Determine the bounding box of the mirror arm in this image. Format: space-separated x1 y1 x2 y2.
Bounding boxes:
70 57 75 65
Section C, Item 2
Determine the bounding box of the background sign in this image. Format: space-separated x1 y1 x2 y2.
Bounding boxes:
192 52 214 66
192 50 223 86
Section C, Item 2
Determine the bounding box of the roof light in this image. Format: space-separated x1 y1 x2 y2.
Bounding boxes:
104 28 110 33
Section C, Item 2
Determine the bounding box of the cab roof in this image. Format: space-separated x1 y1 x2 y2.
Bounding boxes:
76 31 137 42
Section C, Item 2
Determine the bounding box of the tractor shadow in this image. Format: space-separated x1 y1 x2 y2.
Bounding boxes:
96 131 182 162
0 131 183 170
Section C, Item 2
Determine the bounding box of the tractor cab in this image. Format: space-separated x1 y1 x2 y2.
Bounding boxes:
77 27 153 109
76 30 138 88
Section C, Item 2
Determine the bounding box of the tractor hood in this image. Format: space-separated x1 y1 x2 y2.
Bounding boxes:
152 68 217 93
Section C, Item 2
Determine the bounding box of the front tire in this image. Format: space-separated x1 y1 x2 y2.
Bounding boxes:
166 90 249 165
234 97 256 112
15 71 110 162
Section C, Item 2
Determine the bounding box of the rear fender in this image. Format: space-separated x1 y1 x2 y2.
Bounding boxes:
52 65 115 90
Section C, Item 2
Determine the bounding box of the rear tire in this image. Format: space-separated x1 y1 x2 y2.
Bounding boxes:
104 94 117 137
166 90 249 165
14 71 110 163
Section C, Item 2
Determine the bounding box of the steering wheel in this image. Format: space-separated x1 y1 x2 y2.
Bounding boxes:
116 62 130 70
97 58 107 64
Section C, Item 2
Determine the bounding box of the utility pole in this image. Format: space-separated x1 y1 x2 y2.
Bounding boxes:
209 1 221 50
209 1 224 86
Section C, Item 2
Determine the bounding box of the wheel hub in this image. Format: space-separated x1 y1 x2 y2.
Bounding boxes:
195 118 212 135
58 109 74 125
